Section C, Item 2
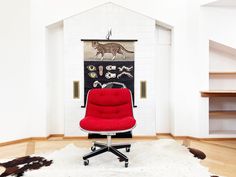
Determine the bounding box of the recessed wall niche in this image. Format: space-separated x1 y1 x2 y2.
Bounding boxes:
46 3 172 137
208 40 236 136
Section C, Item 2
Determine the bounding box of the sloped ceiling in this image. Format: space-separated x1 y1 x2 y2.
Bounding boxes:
204 0 236 7
52 2 172 29
210 40 236 56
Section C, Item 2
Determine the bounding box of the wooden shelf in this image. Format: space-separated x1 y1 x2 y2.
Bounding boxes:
201 90 236 97
209 130 236 135
209 110 236 117
208 41 236 137
209 72 236 76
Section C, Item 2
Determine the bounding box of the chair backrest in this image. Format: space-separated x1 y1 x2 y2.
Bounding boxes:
85 88 133 119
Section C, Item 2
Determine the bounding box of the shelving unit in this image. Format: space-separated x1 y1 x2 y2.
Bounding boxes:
209 130 236 135
201 40 236 137
209 110 236 117
209 72 236 76
201 90 236 97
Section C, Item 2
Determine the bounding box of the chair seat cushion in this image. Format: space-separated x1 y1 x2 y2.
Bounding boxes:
80 116 136 132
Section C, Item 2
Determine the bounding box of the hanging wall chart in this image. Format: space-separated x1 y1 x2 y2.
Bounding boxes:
81 39 137 107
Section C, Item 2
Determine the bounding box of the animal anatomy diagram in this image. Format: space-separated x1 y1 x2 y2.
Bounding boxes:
93 80 126 88
92 41 134 60
118 66 133 72
105 72 116 79
117 72 133 79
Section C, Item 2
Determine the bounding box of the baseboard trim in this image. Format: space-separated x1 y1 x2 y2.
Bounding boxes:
0 135 157 146
156 133 171 136
0 137 48 147
47 134 64 139
1 133 236 147
63 136 88 140
196 137 236 141
157 133 236 141
173 136 236 141
133 135 158 139
31 137 48 141
0 138 31 147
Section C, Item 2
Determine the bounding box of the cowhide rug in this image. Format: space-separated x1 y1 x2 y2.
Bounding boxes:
0 156 52 177
0 139 220 177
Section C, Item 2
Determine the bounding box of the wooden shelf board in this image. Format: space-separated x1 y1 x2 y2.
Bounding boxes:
209 72 236 76
201 90 236 97
209 110 236 117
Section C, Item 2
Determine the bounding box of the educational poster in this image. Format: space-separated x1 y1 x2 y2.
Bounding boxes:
82 40 136 106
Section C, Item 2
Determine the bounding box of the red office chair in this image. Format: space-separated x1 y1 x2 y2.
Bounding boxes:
79 88 136 167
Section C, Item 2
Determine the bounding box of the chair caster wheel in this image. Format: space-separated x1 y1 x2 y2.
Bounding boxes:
91 146 96 151
84 159 89 166
125 162 128 168
126 147 130 152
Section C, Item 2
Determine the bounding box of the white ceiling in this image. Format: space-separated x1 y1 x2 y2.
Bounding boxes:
204 0 236 7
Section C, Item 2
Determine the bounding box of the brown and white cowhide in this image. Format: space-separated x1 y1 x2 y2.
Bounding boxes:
0 156 52 177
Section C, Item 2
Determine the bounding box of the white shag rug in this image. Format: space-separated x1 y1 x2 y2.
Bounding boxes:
24 139 214 177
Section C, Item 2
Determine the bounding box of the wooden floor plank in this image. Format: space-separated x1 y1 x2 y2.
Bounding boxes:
25 141 35 156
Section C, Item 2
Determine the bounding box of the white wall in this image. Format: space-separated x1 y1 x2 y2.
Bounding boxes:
197 6 236 138
0 0 31 142
156 25 171 133
203 7 236 49
46 22 64 135
28 0 48 137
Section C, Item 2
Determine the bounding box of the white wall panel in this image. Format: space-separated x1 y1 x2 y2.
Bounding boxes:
46 22 64 134
0 0 31 143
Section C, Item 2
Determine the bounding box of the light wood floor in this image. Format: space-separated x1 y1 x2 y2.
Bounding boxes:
0 136 236 177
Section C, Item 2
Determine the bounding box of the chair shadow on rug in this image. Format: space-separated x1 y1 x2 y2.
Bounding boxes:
79 88 136 167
